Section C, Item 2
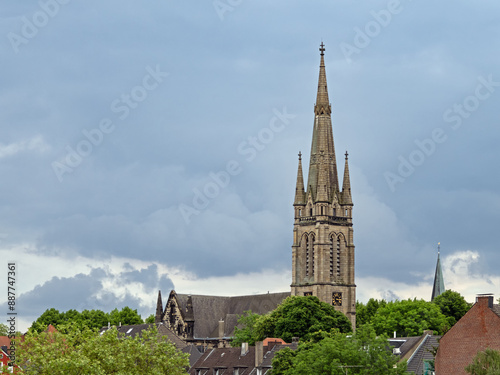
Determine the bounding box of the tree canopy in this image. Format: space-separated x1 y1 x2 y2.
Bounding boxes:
16 324 189 375
30 307 145 333
232 310 261 347
232 296 352 346
432 290 472 326
255 296 352 343
270 325 407 375
465 349 500 375
370 298 449 336
356 298 387 328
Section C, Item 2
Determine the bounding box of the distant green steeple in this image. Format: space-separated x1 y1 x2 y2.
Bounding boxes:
431 243 445 301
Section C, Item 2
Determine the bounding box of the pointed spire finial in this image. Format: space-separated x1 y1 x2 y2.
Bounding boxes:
345 151 349 160
432 244 445 301
294 151 306 206
320 42 325 56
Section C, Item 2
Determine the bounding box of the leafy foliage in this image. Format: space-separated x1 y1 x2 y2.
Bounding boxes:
232 310 261 347
145 314 156 324
432 290 472 326
17 324 189 374
356 298 386 328
30 307 145 333
465 349 500 375
0 323 8 336
254 296 352 343
271 325 407 375
371 298 449 336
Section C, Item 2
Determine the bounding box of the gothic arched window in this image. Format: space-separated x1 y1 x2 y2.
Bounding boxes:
336 236 341 277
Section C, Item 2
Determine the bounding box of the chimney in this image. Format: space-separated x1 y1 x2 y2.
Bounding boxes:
255 341 264 367
241 342 249 356
218 319 224 339
476 294 494 308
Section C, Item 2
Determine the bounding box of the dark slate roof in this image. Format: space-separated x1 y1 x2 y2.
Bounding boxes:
405 335 440 375
389 333 441 375
259 343 299 369
189 346 256 375
183 344 204 368
175 292 290 339
99 322 187 350
389 337 421 358
491 303 500 317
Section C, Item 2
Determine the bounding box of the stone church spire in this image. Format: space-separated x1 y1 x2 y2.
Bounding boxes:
431 243 445 301
342 151 352 205
315 42 331 116
292 43 355 331
294 152 306 206
155 290 163 323
307 43 339 202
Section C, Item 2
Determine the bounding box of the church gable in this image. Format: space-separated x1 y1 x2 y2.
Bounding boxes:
161 291 290 342
164 291 188 337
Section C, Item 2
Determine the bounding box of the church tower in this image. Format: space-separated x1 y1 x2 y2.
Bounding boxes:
431 243 445 301
291 43 356 329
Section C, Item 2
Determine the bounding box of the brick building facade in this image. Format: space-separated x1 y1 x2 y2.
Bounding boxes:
435 294 500 374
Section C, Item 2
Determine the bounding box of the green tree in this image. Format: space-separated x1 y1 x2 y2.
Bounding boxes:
30 307 64 333
465 349 500 375
17 324 189 374
271 325 407 375
30 307 144 332
0 323 8 336
432 290 472 327
270 347 296 375
356 298 387 328
232 310 261 347
255 296 352 343
145 314 156 324
108 306 143 326
80 309 110 329
371 298 449 336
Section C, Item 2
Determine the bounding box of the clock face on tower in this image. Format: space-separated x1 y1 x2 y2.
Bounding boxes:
332 292 342 306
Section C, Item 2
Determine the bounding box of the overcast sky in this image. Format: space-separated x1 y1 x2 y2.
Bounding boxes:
2 1 500 332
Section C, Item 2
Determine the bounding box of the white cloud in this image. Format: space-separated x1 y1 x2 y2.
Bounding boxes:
0 135 50 158
169 267 291 297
